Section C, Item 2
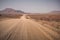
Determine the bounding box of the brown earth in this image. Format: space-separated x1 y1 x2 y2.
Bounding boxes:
0 14 60 40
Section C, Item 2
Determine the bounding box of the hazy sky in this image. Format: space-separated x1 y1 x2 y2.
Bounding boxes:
0 0 60 13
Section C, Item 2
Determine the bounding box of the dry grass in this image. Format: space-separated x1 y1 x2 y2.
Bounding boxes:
27 14 60 21
26 14 60 32
0 14 23 21
0 14 23 18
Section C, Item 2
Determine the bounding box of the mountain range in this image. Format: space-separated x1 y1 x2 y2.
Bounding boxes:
0 8 60 14
0 8 25 14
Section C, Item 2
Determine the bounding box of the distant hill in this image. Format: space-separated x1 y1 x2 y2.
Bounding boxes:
0 8 25 18
0 8 25 14
49 11 60 15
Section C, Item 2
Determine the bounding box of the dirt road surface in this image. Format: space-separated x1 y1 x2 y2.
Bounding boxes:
0 14 60 40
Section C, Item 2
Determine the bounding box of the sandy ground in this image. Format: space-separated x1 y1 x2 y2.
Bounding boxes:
0 14 60 40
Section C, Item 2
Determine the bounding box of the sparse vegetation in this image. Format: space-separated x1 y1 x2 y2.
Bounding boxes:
27 14 60 21
0 14 23 19
26 14 60 31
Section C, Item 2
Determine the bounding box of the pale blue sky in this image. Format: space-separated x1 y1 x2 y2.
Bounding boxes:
0 0 60 13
